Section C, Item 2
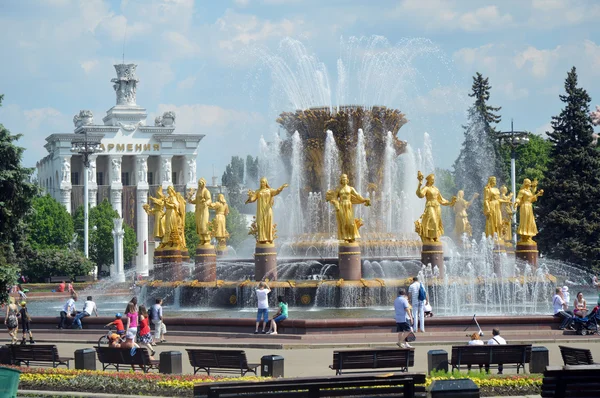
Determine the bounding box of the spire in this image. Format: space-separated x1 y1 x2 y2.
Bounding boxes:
111 64 139 106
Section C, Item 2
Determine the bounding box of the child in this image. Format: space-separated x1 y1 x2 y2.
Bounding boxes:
424 302 434 317
266 296 288 335
137 305 155 356
108 333 121 348
105 313 126 336
124 302 138 336
18 301 35 345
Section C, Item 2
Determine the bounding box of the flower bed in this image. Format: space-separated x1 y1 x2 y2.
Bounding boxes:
13 367 542 397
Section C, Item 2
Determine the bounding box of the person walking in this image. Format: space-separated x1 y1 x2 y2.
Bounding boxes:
487 328 507 374
18 301 35 345
4 297 19 344
138 305 155 356
57 293 77 329
254 282 270 334
73 296 98 329
408 276 427 332
149 298 166 344
394 289 414 348
124 302 139 336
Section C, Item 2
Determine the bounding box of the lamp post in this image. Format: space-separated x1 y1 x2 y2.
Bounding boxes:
71 131 102 263
496 120 529 245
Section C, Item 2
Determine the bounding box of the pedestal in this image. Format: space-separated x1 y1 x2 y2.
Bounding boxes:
493 241 506 277
154 248 184 281
254 243 277 281
194 245 216 282
216 240 227 256
338 242 361 280
516 241 538 267
421 242 444 279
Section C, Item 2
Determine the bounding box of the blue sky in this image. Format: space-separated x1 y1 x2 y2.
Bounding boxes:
1 0 599 179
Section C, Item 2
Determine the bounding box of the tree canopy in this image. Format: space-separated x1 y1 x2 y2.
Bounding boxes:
221 156 245 210
27 194 74 249
536 67 600 269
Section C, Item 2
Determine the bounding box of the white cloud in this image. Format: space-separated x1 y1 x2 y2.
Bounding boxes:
80 60 99 74
534 122 554 137
499 82 529 100
458 6 513 32
177 76 197 90
514 46 562 79
23 107 63 130
530 0 600 28
163 31 201 58
453 44 498 72
584 40 600 71
414 86 468 115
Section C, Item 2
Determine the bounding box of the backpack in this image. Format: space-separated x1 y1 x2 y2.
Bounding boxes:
418 283 427 301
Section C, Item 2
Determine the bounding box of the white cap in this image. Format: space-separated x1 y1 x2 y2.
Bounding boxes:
562 286 569 292
125 332 135 340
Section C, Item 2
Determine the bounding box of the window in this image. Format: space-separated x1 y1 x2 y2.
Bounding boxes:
97 172 104 186
121 172 130 186
71 172 79 185
148 172 153 185
172 171 177 184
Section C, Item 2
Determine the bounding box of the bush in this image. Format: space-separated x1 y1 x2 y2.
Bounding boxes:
20 248 95 282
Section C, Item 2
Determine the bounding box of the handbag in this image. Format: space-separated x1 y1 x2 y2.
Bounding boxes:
405 332 416 342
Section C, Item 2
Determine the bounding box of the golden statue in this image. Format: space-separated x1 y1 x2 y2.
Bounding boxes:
326 173 371 243
145 187 166 241
210 193 230 250
162 186 182 248
176 191 187 250
483 176 508 241
500 185 514 242
514 178 544 244
451 190 479 239
415 171 456 243
245 177 288 245
186 178 212 246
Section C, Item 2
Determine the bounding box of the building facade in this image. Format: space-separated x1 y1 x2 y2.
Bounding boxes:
36 64 204 276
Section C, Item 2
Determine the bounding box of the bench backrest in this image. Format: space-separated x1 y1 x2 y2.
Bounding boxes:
11 345 58 362
559 345 595 365
543 365 600 397
95 347 152 366
451 344 532 365
186 349 250 369
332 349 414 370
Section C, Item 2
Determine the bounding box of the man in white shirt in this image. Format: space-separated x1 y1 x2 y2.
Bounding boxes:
487 328 507 374
57 293 77 329
408 276 427 332
73 296 98 329
553 287 573 330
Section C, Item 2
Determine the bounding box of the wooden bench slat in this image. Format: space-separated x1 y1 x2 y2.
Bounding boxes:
186 349 258 376
330 348 413 375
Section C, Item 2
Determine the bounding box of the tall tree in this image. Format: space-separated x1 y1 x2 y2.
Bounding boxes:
0 94 37 302
537 67 600 269
499 134 552 186
245 155 259 186
27 194 74 249
453 73 503 236
221 156 245 210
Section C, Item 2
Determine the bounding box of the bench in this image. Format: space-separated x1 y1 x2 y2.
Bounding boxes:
451 344 532 374
329 348 415 375
95 347 159 373
541 365 600 397
559 345 599 365
10 344 72 368
74 275 95 282
186 349 258 376
194 372 427 398
46 276 70 283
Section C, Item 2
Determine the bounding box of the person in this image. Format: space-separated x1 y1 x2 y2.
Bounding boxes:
394 289 414 348
105 313 126 336
108 333 121 348
487 328 507 374
137 305 155 356
513 178 544 243
267 296 288 335
553 287 573 330
73 296 98 329
245 177 289 244
408 276 428 332
424 302 434 317
255 282 270 334
18 301 35 345
574 291 588 318
124 302 138 336
57 293 77 329
149 298 166 343
16 284 27 300
415 172 456 243
4 297 19 344
57 281 66 293
468 332 483 345
120 332 139 350
325 174 371 243
127 297 139 314
67 282 75 294
593 275 599 288
561 286 570 307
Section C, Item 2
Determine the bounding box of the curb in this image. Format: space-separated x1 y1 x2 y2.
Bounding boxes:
19 390 172 398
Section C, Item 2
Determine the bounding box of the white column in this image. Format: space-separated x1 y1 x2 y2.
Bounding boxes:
160 155 172 189
109 155 123 216
135 155 149 276
184 155 197 213
88 155 98 208
112 218 126 283
59 156 72 214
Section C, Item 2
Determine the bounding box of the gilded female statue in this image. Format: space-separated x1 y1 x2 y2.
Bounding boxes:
451 190 479 239
245 177 288 244
163 186 181 248
186 178 212 246
146 187 166 240
483 176 508 240
210 193 230 248
513 178 544 243
500 185 514 242
415 172 456 243
326 174 371 243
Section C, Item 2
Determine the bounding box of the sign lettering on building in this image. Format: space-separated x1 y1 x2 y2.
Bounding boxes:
100 143 160 152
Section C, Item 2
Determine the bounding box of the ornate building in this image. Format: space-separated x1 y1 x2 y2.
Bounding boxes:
36 64 204 276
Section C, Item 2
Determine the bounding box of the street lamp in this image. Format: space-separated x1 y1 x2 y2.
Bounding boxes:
497 120 529 245
71 131 102 261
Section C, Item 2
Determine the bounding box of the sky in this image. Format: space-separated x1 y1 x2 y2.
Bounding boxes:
1 0 600 180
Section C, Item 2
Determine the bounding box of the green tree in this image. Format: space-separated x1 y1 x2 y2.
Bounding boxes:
27 194 74 249
20 247 95 282
245 155 259 186
0 94 37 302
470 72 502 125
499 134 552 186
537 67 600 269
226 206 249 249
221 156 245 210
184 211 199 257
73 200 138 274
